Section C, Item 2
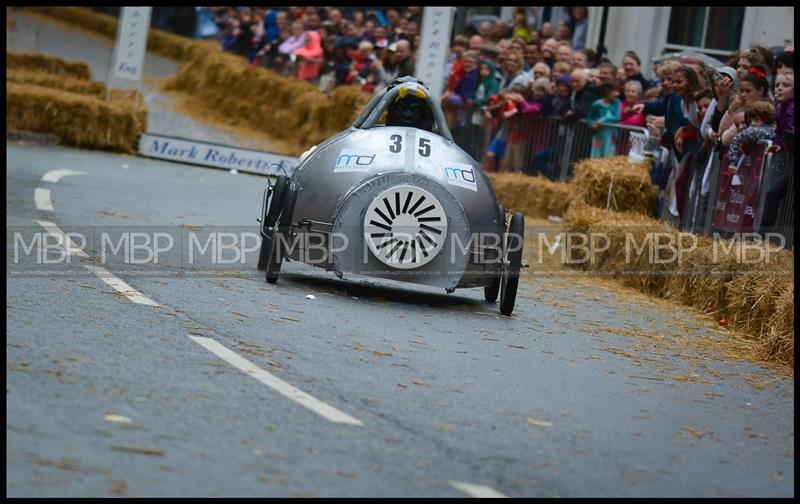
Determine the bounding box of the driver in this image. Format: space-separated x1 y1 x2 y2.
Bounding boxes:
386 81 435 132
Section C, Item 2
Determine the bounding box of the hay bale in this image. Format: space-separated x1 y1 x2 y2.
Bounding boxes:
164 48 371 155
6 68 105 96
562 203 795 367
488 173 571 218
7 52 91 80
7 81 146 153
569 156 658 214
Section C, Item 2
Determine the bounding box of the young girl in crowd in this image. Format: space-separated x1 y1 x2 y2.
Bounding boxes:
759 69 794 236
633 62 690 157
587 80 621 158
719 65 771 146
768 69 795 153
726 101 775 174
619 80 646 127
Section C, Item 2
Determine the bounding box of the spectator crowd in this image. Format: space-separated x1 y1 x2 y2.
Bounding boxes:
194 6 793 232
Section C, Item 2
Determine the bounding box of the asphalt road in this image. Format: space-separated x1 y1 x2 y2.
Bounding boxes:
5 142 794 497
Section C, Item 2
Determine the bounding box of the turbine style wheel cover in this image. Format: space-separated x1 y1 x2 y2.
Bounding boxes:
363 184 448 270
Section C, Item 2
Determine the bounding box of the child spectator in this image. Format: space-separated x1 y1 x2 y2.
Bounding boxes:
471 60 501 123
444 51 481 148
552 61 572 82
619 80 646 127
587 80 622 158
459 58 501 159
727 101 775 173
510 77 551 116
768 69 795 153
503 82 531 172
759 69 794 237
293 30 323 83
718 65 771 147
632 61 685 154
481 89 518 172
693 89 713 126
542 73 572 117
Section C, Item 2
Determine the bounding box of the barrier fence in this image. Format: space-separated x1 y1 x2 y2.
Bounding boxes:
681 141 794 249
452 114 651 182
451 112 793 249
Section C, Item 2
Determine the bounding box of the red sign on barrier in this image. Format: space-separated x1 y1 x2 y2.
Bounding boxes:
713 143 767 233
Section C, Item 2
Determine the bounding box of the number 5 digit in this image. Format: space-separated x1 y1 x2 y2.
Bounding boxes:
418 138 431 157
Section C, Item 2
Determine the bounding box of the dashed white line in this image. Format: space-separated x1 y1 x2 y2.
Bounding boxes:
35 220 158 306
35 167 361 427
189 336 364 426
36 220 89 258
34 188 53 211
41 169 85 183
83 264 160 306
449 481 508 498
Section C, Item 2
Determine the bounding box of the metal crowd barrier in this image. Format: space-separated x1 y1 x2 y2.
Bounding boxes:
453 114 651 182
681 141 794 249
755 148 794 249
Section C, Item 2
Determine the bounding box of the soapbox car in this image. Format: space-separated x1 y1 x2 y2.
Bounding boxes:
257 76 525 316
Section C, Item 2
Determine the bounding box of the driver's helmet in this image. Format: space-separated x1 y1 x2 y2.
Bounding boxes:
386 80 435 132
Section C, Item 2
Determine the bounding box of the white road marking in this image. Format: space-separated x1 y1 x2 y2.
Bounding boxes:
449 481 508 498
41 169 85 183
189 336 364 426
83 264 160 306
36 220 89 258
34 188 53 211
34 167 358 425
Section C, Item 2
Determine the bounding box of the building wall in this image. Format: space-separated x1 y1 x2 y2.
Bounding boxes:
586 7 795 80
739 7 794 48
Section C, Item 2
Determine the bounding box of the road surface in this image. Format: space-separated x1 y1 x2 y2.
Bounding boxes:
6 142 793 497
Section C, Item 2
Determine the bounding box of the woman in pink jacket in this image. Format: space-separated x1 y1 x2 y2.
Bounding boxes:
294 30 323 83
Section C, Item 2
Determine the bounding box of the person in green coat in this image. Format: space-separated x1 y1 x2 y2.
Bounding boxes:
468 59 501 161
471 59 500 123
587 80 621 158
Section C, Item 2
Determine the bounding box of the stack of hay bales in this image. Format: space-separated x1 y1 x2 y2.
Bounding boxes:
164 48 370 155
563 202 794 367
7 52 91 79
6 52 147 153
488 155 657 220
569 156 659 214
487 173 570 219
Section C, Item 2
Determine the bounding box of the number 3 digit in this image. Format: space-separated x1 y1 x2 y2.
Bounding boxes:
389 134 402 153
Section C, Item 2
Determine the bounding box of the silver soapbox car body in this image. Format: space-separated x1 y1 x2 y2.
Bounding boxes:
257 77 525 315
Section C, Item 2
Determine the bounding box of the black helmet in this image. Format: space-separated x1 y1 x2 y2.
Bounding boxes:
386 80 435 132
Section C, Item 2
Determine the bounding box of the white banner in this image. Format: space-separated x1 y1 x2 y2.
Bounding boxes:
138 134 297 177
112 7 152 81
415 7 455 96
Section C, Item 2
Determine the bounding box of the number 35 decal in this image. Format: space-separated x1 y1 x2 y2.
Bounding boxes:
388 135 432 157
